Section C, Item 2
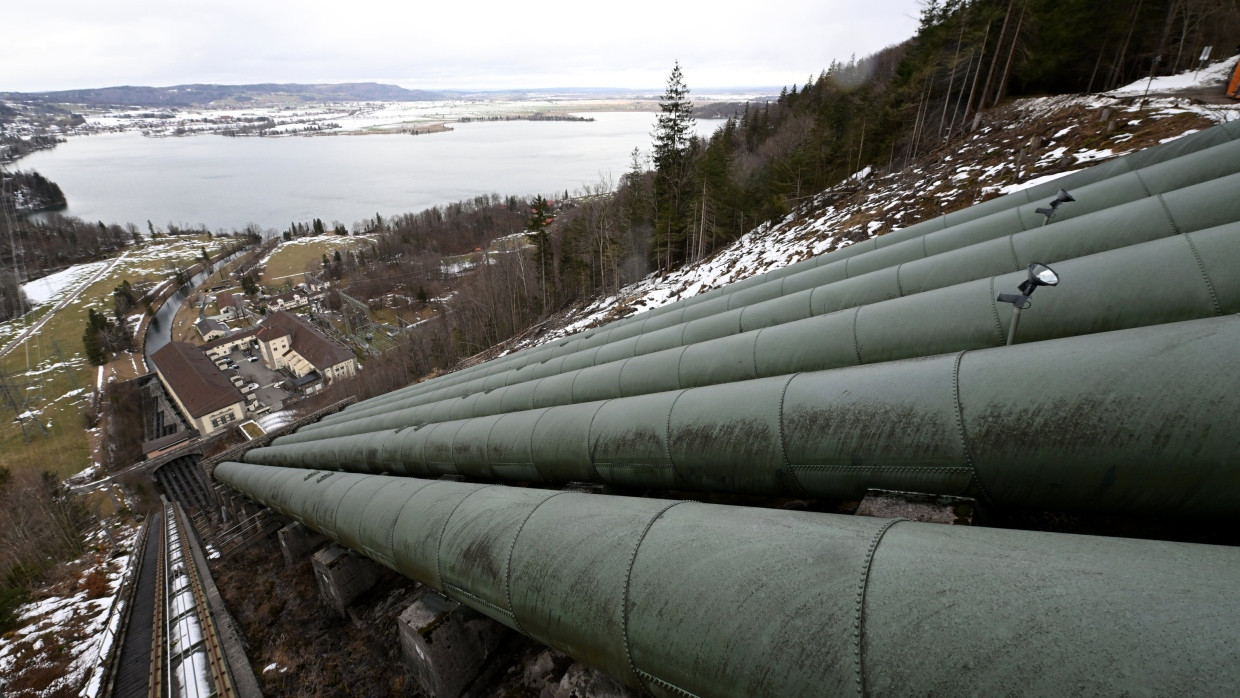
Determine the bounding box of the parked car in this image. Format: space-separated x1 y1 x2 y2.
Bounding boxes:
241 382 259 394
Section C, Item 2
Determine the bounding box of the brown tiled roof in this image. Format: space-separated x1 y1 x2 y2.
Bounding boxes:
151 342 244 418
194 317 226 334
201 326 260 351
217 291 238 308
258 310 354 370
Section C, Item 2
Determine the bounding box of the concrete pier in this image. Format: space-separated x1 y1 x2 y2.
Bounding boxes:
310 543 383 617
278 522 327 566
397 591 514 698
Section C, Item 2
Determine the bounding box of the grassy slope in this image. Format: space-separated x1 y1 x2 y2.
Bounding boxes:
0 235 226 478
258 236 373 285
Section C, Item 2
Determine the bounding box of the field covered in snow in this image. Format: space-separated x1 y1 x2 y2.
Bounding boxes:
0 235 241 478
72 98 664 139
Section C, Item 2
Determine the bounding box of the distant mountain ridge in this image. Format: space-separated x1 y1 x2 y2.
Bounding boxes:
0 82 451 107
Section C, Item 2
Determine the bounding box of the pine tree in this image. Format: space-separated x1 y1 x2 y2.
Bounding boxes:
82 309 108 365
528 195 554 310
651 61 696 271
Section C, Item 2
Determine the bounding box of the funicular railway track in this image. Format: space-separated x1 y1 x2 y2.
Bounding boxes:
108 499 238 698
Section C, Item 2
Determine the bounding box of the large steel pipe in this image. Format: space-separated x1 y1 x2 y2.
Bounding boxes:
281 222 1240 445
279 220 1240 446
308 173 1240 433
334 125 1240 418
247 315 1240 517
214 463 1240 697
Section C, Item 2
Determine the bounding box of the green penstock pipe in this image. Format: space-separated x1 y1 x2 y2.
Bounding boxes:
301 170 1240 435
214 463 1240 697
247 315 1240 518
332 123 1240 418
272 222 1240 446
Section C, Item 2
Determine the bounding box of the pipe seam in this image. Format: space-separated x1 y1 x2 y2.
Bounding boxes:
634 669 700 698
674 346 687 390
434 485 493 592
384 484 421 563
776 374 809 496
749 331 761 380
1156 193 1181 235
481 417 501 477
789 465 974 475
503 491 569 637
1182 232 1223 316
621 500 686 696
1132 169 1153 198
951 351 993 506
444 583 515 621
585 402 609 482
987 277 1005 343
1016 203 1033 230
665 390 689 488
851 306 864 365
528 410 550 480
617 357 633 396
853 518 905 696
894 262 906 297
1006 234 1020 271
332 477 369 539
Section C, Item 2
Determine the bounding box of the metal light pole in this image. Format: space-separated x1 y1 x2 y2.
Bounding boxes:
997 263 1060 345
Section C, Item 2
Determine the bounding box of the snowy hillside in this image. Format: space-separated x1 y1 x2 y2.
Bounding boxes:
520 63 1240 349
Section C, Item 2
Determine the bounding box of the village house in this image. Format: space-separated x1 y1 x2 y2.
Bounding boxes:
266 288 308 311
194 317 228 342
201 326 261 360
216 291 244 320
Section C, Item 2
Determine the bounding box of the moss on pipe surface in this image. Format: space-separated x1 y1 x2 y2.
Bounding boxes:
215 462 1240 697
247 315 1240 517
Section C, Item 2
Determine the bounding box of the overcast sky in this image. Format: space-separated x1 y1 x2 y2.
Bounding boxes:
3 0 923 93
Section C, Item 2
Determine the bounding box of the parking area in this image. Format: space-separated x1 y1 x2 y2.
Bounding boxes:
215 346 292 414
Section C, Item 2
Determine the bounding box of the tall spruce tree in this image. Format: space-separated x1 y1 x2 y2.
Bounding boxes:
651 61 696 271
528 195 554 310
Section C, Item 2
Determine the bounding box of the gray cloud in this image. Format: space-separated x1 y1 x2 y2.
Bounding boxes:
3 0 921 92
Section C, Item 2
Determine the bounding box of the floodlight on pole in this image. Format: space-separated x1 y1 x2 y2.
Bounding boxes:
1035 189 1076 225
997 263 1060 345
